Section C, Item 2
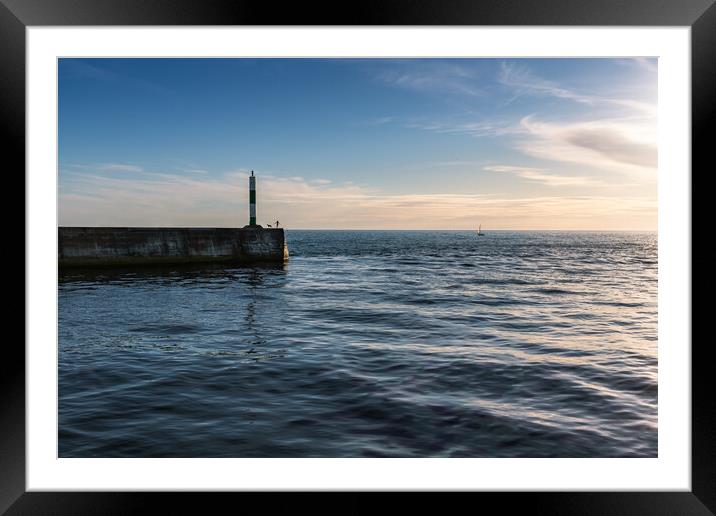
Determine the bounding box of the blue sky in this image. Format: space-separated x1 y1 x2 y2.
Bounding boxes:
58 58 657 229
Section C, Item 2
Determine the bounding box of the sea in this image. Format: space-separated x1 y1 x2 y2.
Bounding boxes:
58 230 658 457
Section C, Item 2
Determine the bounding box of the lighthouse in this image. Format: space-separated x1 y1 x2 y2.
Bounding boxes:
249 170 257 226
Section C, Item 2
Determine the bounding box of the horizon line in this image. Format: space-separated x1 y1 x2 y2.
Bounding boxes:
57 225 657 232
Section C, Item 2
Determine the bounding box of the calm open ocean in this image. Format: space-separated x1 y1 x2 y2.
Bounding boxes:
58 230 657 457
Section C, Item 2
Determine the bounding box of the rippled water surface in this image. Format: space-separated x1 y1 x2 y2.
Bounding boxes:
59 231 657 457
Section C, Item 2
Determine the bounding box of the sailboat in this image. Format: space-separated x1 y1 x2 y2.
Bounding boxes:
476 224 485 236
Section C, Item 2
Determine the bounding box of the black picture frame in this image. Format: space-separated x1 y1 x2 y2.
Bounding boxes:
7 0 712 513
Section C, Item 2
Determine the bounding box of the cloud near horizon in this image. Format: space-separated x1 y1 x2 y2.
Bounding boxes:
59 168 656 230
482 165 602 187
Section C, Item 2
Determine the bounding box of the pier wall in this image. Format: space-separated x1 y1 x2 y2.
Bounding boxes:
58 227 288 268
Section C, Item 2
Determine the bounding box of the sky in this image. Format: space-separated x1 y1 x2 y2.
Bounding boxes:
58 58 657 230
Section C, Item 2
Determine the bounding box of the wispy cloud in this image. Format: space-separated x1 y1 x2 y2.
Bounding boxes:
483 165 601 187
405 119 522 138
66 162 144 173
498 62 656 115
499 62 597 105
378 62 483 97
177 168 209 175
428 160 482 167
401 62 656 146
363 116 394 126
98 163 143 173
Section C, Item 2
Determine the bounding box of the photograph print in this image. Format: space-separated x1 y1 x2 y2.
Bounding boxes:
58 57 658 458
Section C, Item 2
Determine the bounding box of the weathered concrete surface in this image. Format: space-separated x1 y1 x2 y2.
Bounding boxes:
58 227 288 268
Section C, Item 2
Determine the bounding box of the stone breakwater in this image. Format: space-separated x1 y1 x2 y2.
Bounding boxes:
58 227 288 268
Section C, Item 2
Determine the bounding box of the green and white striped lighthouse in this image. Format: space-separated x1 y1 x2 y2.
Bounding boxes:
249 170 256 226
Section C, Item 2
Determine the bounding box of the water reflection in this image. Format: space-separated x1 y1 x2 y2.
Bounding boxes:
59 262 287 284
244 268 263 351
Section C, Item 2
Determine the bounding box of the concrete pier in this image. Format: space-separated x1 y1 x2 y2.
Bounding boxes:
58 227 289 268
